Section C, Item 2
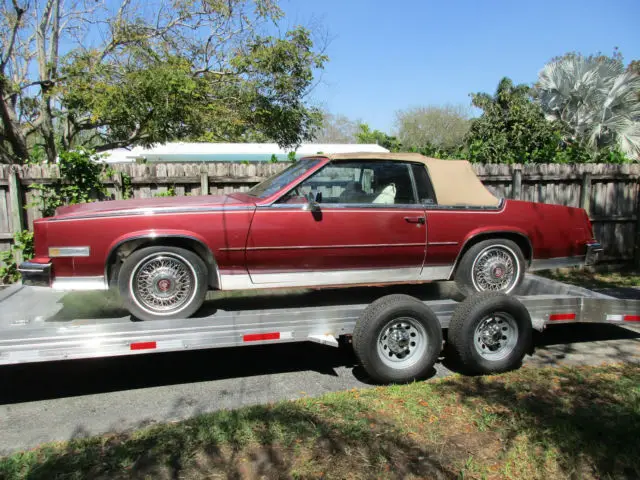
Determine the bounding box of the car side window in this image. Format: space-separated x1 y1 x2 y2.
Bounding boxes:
278 161 419 205
411 164 437 205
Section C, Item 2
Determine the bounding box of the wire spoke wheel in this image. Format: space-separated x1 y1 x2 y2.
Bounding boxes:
471 246 519 293
131 254 196 314
473 312 519 361
377 316 428 370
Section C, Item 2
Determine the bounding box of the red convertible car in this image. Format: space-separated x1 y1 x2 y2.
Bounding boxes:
20 153 601 321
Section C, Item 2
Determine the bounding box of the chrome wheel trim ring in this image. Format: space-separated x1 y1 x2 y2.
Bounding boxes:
377 316 428 370
129 252 198 316
473 312 519 361
471 245 520 293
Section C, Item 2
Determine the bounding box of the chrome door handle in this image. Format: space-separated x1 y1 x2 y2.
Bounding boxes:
404 216 425 224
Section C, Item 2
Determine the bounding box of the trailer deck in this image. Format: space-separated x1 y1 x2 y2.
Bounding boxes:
1 274 639 368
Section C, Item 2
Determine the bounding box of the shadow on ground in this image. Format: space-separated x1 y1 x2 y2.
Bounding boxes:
0 341 358 405
1 321 638 406
44 291 130 322
2 399 459 480
43 282 465 323
592 286 640 300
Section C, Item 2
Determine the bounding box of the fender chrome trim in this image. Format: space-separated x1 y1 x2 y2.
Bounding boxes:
529 255 587 271
45 205 254 222
105 234 221 290
51 276 108 291
448 231 534 279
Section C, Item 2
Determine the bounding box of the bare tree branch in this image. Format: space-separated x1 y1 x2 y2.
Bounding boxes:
0 0 26 70
36 0 55 74
47 0 60 78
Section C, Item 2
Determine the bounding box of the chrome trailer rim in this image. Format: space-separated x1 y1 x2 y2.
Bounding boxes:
377 317 428 369
473 312 519 361
130 253 198 315
471 245 520 293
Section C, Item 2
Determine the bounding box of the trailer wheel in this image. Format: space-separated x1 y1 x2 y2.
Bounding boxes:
353 294 442 384
118 246 208 321
447 292 532 374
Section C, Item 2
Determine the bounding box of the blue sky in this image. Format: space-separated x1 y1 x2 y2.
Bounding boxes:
280 0 640 132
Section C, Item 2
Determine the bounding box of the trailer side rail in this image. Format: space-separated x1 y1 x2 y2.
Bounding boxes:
1 276 638 368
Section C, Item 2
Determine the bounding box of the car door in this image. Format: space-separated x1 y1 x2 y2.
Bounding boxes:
245 160 428 286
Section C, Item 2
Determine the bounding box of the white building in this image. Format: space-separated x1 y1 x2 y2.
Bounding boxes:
100 143 389 164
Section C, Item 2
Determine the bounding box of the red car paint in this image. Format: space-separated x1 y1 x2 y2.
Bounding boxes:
27 156 597 287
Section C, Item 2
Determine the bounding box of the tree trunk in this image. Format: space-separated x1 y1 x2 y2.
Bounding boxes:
39 85 57 163
0 76 29 163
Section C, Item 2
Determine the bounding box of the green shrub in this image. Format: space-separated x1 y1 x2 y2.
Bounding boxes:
0 230 34 284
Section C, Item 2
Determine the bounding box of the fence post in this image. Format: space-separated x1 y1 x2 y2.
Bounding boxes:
114 172 124 200
579 172 592 215
8 168 26 264
200 169 209 195
511 166 522 200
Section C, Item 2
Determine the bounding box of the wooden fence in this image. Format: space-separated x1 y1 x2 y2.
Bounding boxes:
1 162 639 265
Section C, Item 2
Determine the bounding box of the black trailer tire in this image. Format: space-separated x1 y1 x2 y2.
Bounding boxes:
454 238 526 296
447 292 532 374
118 246 208 321
353 294 443 384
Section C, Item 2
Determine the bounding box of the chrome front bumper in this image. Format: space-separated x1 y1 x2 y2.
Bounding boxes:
585 242 603 266
18 261 52 287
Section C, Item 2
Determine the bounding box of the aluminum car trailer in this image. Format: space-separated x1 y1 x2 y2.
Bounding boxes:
1 275 639 383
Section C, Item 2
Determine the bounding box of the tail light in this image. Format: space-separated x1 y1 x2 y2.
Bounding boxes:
33 219 49 257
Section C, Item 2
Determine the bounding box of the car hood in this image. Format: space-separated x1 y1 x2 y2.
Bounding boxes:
53 194 254 219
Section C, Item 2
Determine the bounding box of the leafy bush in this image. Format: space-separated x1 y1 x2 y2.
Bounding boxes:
466 78 564 164
466 77 636 164
30 148 114 217
154 186 177 197
395 104 471 151
404 143 469 160
121 173 133 199
0 230 34 284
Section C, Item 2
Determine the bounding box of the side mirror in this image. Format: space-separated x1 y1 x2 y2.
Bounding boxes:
303 191 321 212
303 200 321 212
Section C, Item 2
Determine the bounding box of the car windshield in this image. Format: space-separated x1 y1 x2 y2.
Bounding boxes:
247 158 322 199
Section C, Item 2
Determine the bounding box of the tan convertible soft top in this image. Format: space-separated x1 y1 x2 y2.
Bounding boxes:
308 152 500 207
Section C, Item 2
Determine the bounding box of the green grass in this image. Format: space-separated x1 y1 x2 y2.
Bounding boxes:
538 268 640 290
2 364 639 479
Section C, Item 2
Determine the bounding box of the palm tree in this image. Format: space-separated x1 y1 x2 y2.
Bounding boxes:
535 54 640 159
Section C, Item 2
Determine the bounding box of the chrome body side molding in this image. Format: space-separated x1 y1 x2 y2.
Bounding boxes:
529 242 602 271
220 265 453 290
51 276 108 291
529 256 587 271
46 205 254 222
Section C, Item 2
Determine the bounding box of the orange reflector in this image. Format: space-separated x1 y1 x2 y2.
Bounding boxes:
130 341 157 350
549 313 576 321
243 332 280 342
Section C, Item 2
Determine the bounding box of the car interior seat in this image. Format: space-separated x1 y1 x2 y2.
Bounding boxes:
372 168 414 204
338 181 366 203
